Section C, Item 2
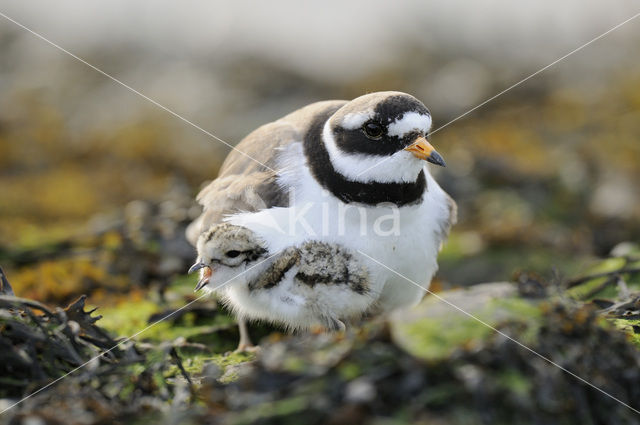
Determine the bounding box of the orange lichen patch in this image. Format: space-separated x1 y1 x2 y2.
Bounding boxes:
265 332 286 344
88 287 148 310
618 74 640 110
9 258 129 305
444 119 555 179
474 124 552 176
102 231 124 250
0 136 12 169
0 165 98 220
584 132 640 175
541 89 587 132
428 279 444 294
0 218 80 249
126 288 148 304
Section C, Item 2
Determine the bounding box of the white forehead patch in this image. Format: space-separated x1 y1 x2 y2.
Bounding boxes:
387 112 432 137
341 111 374 130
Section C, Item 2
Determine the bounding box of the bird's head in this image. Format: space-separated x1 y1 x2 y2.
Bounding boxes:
189 223 268 291
323 91 444 184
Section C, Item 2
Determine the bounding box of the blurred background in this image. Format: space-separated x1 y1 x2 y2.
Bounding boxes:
1 0 640 307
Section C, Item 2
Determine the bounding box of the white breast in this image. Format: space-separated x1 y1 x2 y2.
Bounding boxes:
227 142 451 313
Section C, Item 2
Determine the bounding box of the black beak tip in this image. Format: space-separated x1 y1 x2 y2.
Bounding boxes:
194 280 207 292
188 262 206 274
427 151 446 167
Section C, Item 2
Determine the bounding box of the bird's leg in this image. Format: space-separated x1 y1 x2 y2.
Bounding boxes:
323 317 346 332
235 317 258 352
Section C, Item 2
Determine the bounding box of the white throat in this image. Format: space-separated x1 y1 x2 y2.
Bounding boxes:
322 121 426 184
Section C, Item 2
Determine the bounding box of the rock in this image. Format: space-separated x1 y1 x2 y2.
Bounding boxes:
389 282 528 361
392 282 517 321
611 241 640 258
344 377 376 403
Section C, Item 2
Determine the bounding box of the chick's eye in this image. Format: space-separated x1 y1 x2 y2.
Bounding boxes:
225 250 241 258
363 121 384 139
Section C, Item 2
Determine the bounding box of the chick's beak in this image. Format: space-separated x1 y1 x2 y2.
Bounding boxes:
195 267 213 291
189 261 213 291
188 262 206 274
404 136 446 167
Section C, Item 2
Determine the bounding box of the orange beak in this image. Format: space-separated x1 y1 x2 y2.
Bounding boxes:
195 266 212 291
189 261 213 291
404 136 446 167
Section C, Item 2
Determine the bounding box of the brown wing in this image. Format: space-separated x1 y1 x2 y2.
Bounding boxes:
186 100 347 245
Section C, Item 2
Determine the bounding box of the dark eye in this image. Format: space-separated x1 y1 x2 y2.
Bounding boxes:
225 250 241 258
362 121 384 139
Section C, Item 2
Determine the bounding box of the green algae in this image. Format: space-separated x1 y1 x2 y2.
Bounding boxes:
167 350 255 383
226 395 310 425
613 318 640 348
566 257 627 300
496 369 532 397
394 295 543 362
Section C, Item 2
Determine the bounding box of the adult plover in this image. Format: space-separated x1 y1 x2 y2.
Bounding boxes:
189 223 377 347
188 91 456 347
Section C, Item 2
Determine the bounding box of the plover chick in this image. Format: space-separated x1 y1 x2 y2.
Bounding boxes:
189 223 377 347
